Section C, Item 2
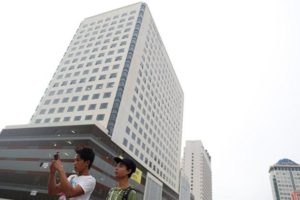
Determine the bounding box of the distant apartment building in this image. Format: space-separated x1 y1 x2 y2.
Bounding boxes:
0 2 183 199
182 140 212 200
269 159 300 200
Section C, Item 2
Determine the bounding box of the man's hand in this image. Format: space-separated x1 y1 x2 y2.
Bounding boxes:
49 160 56 174
52 159 64 172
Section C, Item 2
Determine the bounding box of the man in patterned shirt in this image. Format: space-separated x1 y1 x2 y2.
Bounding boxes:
106 157 137 200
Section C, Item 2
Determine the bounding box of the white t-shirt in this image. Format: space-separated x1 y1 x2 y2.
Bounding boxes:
66 174 96 200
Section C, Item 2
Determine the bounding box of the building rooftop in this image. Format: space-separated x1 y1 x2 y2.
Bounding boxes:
276 159 299 166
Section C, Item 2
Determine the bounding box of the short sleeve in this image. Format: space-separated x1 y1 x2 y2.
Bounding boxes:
128 189 137 200
77 176 96 194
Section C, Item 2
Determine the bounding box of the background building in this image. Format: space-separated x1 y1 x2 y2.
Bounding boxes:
0 2 183 199
269 159 300 200
179 168 191 200
182 140 212 200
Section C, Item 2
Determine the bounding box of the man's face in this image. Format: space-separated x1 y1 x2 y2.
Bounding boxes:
73 154 88 173
114 162 130 179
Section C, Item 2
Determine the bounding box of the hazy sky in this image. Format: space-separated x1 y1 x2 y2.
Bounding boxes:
1 0 300 199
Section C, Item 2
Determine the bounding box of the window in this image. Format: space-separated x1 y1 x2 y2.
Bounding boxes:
82 95 89 101
66 88 73 94
49 91 55 96
106 82 114 88
44 118 51 123
74 116 81 121
78 105 85 111
44 100 51 105
58 107 65 113
129 144 134 152
113 64 120 69
118 48 125 53
110 43 117 48
86 62 93 67
39 109 46 115
89 76 96 82
57 90 64 95
96 114 104 121
92 68 99 73
53 118 60 122
63 117 70 122
88 104 96 110
75 87 82 92
103 92 111 98
92 93 100 99
96 84 103 89
109 73 117 78
72 96 79 102
85 85 92 91
67 106 75 112
122 138 128 146
100 103 108 109
99 75 106 80
48 108 55 114
53 98 60 104
115 56 122 61
102 66 109 71
62 97 69 103
85 115 93 120
126 126 131 134
79 78 86 83
105 58 112 63
128 115 133 123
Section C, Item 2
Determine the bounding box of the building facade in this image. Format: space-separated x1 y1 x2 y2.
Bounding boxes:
30 2 183 192
182 140 212 200
269 159 300 200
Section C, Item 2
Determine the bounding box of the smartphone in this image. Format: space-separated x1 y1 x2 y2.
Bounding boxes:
54 152 59 160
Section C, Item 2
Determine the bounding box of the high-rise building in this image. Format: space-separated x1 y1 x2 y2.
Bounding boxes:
182 140 212 200
28 2 183 193
269 159 300 200
179 168 191 200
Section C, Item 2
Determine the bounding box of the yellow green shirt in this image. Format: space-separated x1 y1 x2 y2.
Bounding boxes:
106 186 136 200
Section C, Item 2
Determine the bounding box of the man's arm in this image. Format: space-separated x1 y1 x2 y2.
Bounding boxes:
48 161 63 195
53 160 85 198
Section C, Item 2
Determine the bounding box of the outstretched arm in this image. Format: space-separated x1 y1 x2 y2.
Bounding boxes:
48 160 63 195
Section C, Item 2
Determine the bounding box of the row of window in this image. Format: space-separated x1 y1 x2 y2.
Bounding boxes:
40 101 109 115
59 64 120 75
63 52 125 66
82 10 137 29
35 113 105 124
66 47 126 60
52 72 118 88
48 82 112 94
77 24 132 41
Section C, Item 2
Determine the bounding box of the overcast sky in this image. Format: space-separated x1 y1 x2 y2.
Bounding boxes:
1 0 300 199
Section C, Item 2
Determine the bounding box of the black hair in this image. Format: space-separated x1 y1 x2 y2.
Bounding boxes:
75 146 95 169
127 167 135 178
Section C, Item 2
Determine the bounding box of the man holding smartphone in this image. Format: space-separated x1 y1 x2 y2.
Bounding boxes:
48 146 96 200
